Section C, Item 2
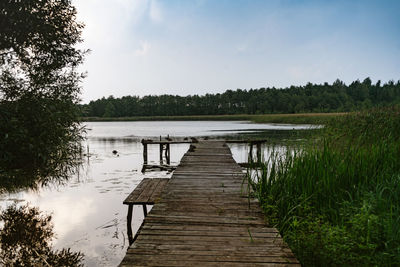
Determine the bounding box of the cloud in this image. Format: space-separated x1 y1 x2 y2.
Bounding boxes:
21 192 95 240
149 0 163 23
71 0 400 102
134 41 151 56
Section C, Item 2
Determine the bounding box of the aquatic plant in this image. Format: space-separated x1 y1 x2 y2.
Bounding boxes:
248 106 400 266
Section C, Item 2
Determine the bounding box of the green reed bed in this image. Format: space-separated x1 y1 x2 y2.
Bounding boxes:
248 106 400 266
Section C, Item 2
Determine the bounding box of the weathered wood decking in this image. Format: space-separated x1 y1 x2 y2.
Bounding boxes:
120 141 299 266
124 178 170 244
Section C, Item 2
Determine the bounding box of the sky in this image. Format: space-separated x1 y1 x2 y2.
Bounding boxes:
73 0 400 103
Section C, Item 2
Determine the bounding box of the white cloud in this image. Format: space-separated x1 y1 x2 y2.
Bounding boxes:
73 0 151 48
21 192 95 240
71 0 399 102
134 41 151 56
72 0 160 100
149 0 163 23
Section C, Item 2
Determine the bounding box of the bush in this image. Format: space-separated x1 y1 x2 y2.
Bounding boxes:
0 0 86 191
0 94 84 191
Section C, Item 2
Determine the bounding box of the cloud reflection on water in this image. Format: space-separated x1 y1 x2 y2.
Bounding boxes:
0 121 311 266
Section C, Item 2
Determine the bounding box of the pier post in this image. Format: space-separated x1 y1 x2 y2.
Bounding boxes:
249 143 253 163
166 143 170 165
159 144 163 164
143 205 148 217
142 139 148 164
127 204 134 245
256 142 262 163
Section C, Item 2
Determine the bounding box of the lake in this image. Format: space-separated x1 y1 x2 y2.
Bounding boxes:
0 121 314 266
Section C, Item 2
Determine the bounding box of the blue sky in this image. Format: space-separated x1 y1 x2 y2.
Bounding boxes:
74 0 400 103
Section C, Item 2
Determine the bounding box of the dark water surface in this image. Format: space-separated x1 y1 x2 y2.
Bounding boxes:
0 121 313 266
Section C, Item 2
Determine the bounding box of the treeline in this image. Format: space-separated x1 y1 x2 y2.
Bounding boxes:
82 78 400 117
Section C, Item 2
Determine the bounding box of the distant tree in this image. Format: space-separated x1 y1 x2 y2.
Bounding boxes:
104 102 116 117
82 79 400 118
0 0 87 190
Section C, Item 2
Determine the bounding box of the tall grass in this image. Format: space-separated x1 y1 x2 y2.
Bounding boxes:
248 106 400 266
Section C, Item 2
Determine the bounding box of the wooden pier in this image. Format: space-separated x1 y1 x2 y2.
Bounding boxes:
120 140 299 266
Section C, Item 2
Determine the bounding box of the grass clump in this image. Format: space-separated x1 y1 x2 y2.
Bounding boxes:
248 106 400 266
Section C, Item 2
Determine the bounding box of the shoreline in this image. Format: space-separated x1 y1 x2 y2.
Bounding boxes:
81 112 346 124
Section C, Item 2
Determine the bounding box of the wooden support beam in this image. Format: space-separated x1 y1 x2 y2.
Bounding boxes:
127 204 134 245
256 143 262 163
159 144 163 164
143 205 148 217
249 144 253 163
124 178 170 245
141 140 193 145
166 143 170 165
141 140 148 164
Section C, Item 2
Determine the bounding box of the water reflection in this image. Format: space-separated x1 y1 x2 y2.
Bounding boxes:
0 121 314 266
85 121 316 139
0 204 84 266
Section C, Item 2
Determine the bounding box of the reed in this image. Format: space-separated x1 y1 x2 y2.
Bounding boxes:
248 106 400 266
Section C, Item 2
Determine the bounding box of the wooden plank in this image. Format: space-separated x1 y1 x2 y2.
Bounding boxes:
124 178 169 205
123 179 150 204
135 179 160 204
123 253 297 263
141 140 193 145
138 229 281 238
121 260 298 267
140 224 279 233
129 244 294 255
149 179 169 203
129 241 288 253
120 141 298 266
121 255 299 266
127 248 295 258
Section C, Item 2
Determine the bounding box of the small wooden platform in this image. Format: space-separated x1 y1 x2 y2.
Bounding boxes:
124 178 170 244
124 178 169 205
141 139 192 165
120 141 299 266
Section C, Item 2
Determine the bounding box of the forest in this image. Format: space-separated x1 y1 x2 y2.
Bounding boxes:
82 78 400 117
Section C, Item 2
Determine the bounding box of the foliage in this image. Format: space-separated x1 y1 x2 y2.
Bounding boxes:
248 106 400 266
0 0 86 191
0 204 84 266
81 78 400 117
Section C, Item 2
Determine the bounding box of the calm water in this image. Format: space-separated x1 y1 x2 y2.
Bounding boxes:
0 121 312 266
